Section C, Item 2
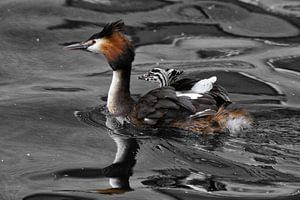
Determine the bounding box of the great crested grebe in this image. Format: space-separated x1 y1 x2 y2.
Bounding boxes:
138 67 231 107
65 20 252 133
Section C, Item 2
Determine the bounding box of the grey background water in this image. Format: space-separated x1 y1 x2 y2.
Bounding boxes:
0 0 300 199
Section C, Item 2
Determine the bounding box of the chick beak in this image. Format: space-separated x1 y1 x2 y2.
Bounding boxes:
138 73 149 80
64 41 90 50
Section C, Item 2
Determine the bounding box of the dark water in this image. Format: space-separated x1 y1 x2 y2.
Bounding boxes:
0 0 300 199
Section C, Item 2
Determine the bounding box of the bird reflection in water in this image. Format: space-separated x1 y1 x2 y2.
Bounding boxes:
58 107 227 194
24 107 228 200
52 110 140 195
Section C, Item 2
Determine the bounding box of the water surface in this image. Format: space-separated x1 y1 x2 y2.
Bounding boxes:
0 0 300 199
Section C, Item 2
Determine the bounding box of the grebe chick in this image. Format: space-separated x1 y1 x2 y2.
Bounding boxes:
65 20 252 133
139 68 184 87
139 67 231 107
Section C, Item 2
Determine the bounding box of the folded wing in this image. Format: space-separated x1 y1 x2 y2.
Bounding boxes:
129 86 218 126
171 78 231 107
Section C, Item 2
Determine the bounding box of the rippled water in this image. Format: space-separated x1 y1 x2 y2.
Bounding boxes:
0 0 300 199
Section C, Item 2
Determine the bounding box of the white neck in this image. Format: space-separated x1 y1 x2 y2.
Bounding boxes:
108 71 124 102
107 69 133 116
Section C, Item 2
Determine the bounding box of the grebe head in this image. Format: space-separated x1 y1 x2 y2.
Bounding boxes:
138 68 183 87
64 20 135 70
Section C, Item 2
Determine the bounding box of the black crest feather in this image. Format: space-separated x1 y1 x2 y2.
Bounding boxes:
88 20 125 40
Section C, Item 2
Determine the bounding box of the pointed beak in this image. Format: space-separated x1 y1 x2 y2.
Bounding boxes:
138 73 149 80
63 42 90 50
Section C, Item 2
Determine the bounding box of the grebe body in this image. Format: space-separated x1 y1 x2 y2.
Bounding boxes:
65 20 252 133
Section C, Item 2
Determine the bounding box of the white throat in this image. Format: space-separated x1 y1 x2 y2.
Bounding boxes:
107 70 123 108
107 70 132 116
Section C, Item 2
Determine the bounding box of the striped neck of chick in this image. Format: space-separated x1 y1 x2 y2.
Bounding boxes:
138 68 183 87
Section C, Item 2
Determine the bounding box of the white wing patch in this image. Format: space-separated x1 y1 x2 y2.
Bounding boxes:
191 76 217 93
176 92 203 99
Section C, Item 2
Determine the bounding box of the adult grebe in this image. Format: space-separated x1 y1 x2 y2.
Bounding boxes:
65 20 252 133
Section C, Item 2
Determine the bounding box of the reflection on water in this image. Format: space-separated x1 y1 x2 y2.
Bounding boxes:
20 105 300 199
65 0 174 13
0 0 300 199
267 56 300 74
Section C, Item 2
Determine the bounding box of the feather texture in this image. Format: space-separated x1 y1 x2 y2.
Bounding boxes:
129 86 220 127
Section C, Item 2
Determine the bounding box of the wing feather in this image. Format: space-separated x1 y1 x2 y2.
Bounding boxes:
171 78 231 107
130 86 219 126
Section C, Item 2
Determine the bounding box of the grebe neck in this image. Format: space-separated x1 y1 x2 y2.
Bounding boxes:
107 67 134 116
